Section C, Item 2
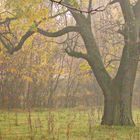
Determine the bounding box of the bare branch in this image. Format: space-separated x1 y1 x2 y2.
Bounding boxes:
65 48 88 60
10 30 35 54
50 0 109 14
37 26 79 37
0 36 11 50
49 10 68 18
0 30 35 54
0 17 17 25
105 58 120 68
109 0 119 5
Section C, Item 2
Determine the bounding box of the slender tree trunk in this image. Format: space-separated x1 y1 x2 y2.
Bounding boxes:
47 92 54 108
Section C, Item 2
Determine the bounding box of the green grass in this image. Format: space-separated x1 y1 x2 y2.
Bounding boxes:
0 108 140 140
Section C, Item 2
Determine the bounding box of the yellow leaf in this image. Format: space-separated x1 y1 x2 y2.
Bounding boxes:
22 75 33 82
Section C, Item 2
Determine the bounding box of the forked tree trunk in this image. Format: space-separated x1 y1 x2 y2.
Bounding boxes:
79 18 139 125
62 0 140 126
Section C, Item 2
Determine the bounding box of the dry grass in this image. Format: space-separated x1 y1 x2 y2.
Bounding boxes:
0 108 140 140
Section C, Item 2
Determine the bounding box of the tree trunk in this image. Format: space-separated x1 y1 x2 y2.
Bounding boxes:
101 44 138 126
47 92 54 108
101 91 134 126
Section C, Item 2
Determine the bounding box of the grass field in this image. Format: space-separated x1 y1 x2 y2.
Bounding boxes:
0 108 140 140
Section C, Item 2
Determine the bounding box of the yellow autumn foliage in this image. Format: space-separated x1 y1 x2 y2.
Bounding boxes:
22 75 33 83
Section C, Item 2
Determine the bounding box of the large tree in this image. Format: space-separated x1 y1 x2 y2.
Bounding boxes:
0 0 140 125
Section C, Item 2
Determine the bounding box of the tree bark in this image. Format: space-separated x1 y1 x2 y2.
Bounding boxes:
101 90 134 126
